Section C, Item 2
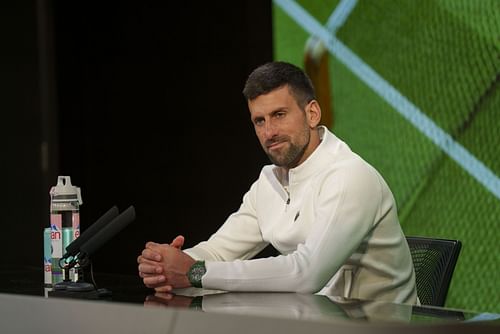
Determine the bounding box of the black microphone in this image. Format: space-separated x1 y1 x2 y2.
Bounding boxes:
62 206 119 259
78 205 136 260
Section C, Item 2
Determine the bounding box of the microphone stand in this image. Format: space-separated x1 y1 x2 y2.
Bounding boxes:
49 254 112 299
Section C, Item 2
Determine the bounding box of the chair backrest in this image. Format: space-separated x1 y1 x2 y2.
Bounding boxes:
406 236 462 307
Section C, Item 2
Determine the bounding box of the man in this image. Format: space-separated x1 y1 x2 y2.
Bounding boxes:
138 61 417 304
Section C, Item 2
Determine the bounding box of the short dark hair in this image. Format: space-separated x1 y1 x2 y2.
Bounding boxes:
242 61 316 108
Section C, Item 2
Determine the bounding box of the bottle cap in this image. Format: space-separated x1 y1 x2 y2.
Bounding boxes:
50 176 83 205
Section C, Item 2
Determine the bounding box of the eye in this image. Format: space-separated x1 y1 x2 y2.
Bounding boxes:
274 111 286 119
253 118 264 126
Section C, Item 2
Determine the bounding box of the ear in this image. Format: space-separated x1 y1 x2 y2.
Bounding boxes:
306 100 322 128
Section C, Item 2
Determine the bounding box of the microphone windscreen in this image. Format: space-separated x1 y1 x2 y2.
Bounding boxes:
64 206 119 257
80 205 136 257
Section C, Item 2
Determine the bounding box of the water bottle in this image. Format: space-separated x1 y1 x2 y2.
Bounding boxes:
49 176 82 285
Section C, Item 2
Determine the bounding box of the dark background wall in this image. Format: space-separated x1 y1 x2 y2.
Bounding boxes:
1 1 273 276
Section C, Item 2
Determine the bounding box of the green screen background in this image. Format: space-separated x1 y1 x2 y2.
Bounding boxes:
273 0 499 312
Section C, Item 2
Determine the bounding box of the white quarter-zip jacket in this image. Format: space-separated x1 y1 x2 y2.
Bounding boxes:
184 126 417 304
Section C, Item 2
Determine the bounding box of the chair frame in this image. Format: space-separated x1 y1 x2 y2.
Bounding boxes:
406 236 462 307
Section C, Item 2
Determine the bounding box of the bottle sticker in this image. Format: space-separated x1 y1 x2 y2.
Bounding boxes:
43 228 52 286
72 212 80 239
50 213 63 258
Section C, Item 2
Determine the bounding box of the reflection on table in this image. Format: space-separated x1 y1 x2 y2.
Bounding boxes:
144 288 499 325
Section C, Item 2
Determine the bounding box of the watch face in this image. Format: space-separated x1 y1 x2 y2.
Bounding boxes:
193 265 206 275
189 261 206 288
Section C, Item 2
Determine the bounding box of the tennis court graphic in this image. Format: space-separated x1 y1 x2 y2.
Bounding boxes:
274 0 500 313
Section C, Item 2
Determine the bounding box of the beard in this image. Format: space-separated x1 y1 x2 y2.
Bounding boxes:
265 128 310 169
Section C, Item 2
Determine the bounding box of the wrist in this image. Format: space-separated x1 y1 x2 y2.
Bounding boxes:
187 260 206 288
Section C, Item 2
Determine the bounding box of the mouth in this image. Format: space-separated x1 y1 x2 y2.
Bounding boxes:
266 140 287 151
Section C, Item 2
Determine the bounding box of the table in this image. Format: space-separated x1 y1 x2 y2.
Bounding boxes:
1 265 498 333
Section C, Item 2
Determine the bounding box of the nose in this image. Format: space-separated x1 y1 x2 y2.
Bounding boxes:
263 120 277 140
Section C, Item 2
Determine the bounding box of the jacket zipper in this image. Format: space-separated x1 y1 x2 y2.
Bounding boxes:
285 188 290 211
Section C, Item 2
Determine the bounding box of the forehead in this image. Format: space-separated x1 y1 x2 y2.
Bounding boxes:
248 86 298 116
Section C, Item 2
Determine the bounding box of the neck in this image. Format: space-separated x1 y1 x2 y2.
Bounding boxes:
301 126 321 161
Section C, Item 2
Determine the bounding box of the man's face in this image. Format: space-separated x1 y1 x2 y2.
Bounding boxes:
248 86 313 169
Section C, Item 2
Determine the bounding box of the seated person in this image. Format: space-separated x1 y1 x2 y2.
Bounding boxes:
137 61 417 304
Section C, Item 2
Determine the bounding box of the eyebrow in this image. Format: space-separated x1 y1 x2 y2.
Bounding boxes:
271 107 287 114
251 107 288 122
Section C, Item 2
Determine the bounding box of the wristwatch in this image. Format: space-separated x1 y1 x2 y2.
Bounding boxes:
187 261 206 288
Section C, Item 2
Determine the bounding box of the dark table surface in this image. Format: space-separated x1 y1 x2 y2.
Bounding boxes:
1 264 499 326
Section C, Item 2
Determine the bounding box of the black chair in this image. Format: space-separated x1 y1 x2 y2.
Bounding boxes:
406 236 462 307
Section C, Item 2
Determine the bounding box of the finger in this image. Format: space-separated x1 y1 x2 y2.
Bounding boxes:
139 273 174 293
139 271 157 278
146 243 170 255
147 242 171 253
138 256 162 268
143 275 166 286
142 248 162 261
170 235 185 249
138 255 158 264
138 263 163 275
154 285 173 293
146 241 161 249
140 271 163 278
144 281 162 289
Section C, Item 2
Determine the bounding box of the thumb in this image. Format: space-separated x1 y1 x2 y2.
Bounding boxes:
170 235 185 249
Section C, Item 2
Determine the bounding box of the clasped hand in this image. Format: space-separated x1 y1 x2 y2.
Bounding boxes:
137 235 196 292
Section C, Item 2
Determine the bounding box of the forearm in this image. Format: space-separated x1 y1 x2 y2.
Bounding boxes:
202 254 326 293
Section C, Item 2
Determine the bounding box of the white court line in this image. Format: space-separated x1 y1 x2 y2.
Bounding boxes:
274 0 500 200
326 0 358 33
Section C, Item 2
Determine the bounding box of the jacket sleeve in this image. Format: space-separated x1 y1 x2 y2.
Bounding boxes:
200 162 384 293
184 180 269 262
